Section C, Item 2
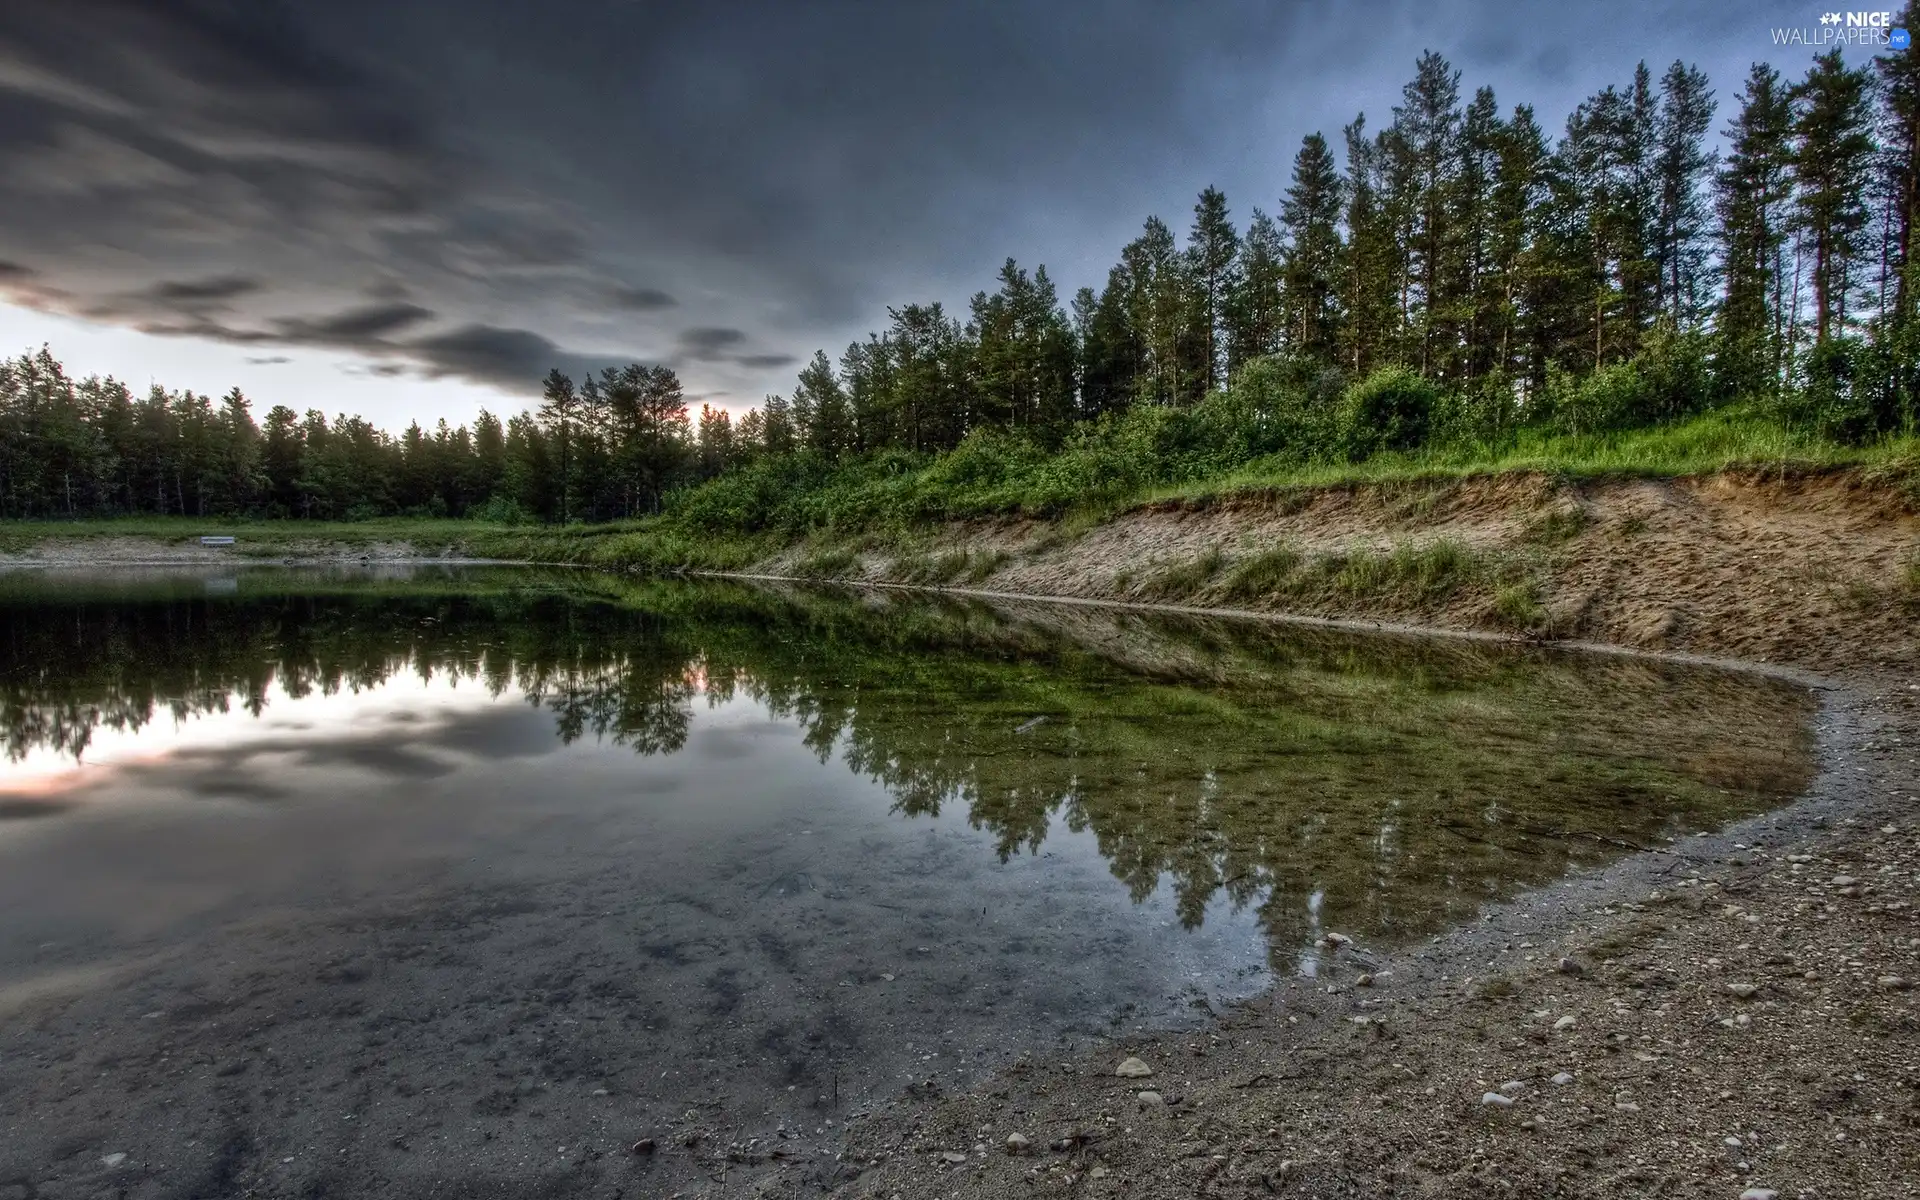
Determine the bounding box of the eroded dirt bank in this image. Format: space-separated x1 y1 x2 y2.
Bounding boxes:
758 469 1920 675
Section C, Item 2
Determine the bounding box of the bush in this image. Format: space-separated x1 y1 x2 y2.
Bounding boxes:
1788 337 1878 445
1215 355 1348 463
1341 367 1439 458
1545 324 1713 437
467 494 531 524
1431 371 1520 450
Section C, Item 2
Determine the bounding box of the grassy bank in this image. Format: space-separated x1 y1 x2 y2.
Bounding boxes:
3 407 1915 646
0 516 532 556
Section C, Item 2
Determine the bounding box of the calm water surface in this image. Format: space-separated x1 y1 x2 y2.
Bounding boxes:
0 566 1817 1196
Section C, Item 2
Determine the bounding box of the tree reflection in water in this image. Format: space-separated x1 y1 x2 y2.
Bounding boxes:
0 568 1817 954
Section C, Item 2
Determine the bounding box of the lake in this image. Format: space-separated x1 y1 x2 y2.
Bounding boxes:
0 566 1817 1196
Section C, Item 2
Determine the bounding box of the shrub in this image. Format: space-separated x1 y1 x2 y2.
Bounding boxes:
1341 367 1439 458
1431 371 1520 449
1788 336 1878 445
467 494 531 524
1212 355 1348 463
1492 580 1548 631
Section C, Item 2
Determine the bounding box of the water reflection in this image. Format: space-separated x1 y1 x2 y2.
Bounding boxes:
0 566 1817 954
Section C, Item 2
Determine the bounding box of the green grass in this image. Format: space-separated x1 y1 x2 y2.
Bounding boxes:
793 544 861 579
1138 547 1226 599
1162 408 1920 504
0 515 525 556
1220 545 1304 600
1492 579 1550 632
1523 506 1591 545
892 547 1007 585
1131 537 1515 616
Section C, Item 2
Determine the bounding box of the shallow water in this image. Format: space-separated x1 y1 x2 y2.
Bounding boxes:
0 566 1817 1195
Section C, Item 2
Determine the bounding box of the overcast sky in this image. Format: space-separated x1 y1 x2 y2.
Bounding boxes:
0 0 1857 429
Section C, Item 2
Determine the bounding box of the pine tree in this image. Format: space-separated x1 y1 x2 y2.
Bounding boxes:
1654 61 1718 327
1226 208 1285 372
1075 270 1143 419
1490 105 1550 385
1452 87 1501 379
1184 187 1240 395
1279 134 1343 362
1339 116 1400 375
1122 218 1185 405
260 404 302 515
695 403 735 477
1715 64 1795 397
1792 50 1876 343
472 410 506 502
795 350 851 458
538 368 576 521
1881 4 1920 327
760 393 795 455
1394 51 1462 375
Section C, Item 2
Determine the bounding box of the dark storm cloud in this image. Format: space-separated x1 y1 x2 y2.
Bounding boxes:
612 287 678 311
677 327 748 360
0 0 1789 408
271 302 434 343
146 276 261 305
406 324 630 391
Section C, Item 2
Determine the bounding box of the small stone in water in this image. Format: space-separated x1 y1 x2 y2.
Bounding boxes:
940 1150 969 1164
1726 982 1760 999
1550 1072 1575 1086
1005 1133 1031 1154
1136 1090 1166 1108
1739 1190 1778 1200
1480 1092 1515 1107
101 1153 127 1168
1554 1016 1577 1030
1499 1080 1528 1096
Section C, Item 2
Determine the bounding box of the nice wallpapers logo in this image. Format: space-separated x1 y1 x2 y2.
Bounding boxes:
1772 10 1910 46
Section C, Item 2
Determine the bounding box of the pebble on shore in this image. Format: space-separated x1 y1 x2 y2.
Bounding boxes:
1115 1057 1154 1079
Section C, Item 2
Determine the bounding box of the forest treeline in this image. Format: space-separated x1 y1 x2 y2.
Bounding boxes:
3 41 1919 523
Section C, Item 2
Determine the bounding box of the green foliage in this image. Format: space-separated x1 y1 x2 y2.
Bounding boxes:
1139 548 1226 599
466 494 532 524
1221 545 1304 600
1523 506 1591 545
1543 325 1713 437
1492 580 1549 631
1785 337 1878 444
794 545 861 578
1341 368 1438 457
